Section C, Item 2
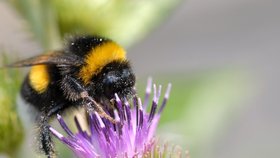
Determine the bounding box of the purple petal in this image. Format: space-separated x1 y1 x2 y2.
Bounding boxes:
56 114 75 137
143 77 152 108
158 83 172 114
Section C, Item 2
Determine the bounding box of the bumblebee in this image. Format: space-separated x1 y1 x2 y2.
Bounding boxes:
8 35 135 157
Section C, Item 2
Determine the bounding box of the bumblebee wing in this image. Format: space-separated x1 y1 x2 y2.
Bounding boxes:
7 51 83 67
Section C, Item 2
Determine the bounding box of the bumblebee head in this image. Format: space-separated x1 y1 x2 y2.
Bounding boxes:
72 36 135 100
93 60 135 100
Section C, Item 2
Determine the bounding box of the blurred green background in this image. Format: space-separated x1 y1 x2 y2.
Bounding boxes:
0 0 279 158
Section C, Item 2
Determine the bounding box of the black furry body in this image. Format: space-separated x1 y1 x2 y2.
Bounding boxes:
21 65 71 112
11 36 136 157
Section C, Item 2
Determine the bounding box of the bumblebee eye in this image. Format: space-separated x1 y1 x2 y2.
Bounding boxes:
103 73 118 87
103 72 119 97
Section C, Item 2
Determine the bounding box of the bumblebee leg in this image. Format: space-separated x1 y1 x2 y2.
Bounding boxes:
60 75 89 101
38 114 55 158
37 104 65 158
82 94 116 124
60 75 115 123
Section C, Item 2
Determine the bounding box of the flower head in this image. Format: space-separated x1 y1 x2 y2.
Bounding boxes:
50 78 179 158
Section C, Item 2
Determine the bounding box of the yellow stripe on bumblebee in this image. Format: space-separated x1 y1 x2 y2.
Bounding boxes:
29 65 50 93
78 41 126 84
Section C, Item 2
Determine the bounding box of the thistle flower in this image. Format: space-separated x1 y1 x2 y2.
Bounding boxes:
49 79 186 158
